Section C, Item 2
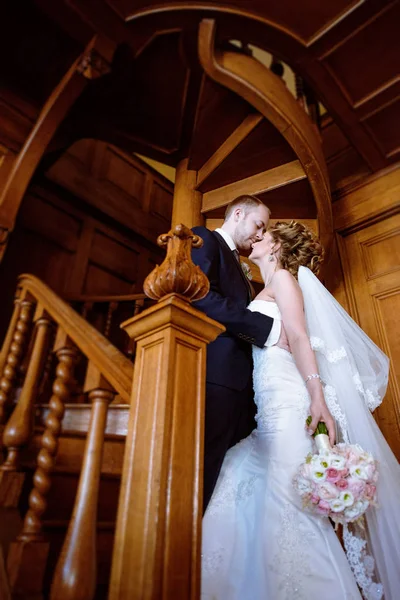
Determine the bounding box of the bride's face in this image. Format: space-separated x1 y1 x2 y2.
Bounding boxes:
249 231 275 262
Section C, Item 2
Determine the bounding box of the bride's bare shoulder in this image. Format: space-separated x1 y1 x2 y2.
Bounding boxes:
272 269 298 287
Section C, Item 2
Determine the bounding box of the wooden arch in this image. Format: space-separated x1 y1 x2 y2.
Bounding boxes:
198 19 333 250
0 36 108 262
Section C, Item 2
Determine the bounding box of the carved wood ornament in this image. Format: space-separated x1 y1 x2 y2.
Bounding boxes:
143 223 209 302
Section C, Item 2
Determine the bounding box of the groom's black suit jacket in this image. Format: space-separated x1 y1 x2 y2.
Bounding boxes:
192 226 273 390
192 226 274 509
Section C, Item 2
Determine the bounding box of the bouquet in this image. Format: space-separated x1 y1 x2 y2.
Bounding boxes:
293 419 378 525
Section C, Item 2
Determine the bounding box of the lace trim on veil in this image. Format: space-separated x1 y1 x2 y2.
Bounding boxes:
343 523 383 600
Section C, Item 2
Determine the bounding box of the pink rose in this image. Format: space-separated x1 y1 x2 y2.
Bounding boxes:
339 468 349 478
318 482 339 500
326 468 341 483
335 479 349 490
317 499 331 515
345 448 360 465
311 493 320 504
364 484 376 501
347 479 366 499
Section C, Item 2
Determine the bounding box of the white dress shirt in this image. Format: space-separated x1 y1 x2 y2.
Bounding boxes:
214 228 281 347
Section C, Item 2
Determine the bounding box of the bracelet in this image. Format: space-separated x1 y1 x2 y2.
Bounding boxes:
305 373 321 384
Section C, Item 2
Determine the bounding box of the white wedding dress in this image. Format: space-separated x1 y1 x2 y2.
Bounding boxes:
201 299 363 600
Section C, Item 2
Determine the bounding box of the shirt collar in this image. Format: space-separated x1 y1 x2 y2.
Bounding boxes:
215 228 237 252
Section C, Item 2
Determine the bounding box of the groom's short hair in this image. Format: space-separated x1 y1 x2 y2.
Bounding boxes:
224 195 270 221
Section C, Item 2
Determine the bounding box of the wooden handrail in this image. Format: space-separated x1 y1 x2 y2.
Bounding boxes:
65 292 148 303
17 274 133 401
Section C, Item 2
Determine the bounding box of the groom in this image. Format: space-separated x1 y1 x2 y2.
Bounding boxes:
192 194 287 511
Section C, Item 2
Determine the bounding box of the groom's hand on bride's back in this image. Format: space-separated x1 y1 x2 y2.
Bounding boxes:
275 323 290 352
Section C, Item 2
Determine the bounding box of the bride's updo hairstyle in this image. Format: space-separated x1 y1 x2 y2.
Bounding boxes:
269 220 324 278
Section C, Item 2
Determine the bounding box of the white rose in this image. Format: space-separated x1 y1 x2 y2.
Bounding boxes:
350 465 369 480
311 455 330 470
311 468 327 483
339 491 354 507
344 500 369 521
329 455 346 469
330 499 345 513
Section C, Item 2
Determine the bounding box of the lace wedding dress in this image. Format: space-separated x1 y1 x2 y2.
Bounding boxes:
201 299 363 600
202 268 400 599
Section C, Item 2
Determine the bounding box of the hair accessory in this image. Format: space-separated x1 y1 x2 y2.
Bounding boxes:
304 373 321 384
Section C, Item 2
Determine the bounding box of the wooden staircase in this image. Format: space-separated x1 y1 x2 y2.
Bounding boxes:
0 273 134 599
0 226 223 599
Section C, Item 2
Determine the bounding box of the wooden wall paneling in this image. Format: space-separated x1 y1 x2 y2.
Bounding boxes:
46 141 174 244
68 221 95 295
338 214 400 459
99 146 146 207
322 3 399 107
123 30 189 153
140 172 153 214
333 164 400 233
148 178 173 227
362 97 400 161
83 228 140 295
328 146 371 191
6 191 83 294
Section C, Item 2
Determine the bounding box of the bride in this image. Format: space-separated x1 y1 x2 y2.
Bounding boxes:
201 221 400 600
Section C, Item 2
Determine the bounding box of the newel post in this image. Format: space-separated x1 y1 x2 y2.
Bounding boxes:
109 225 224 600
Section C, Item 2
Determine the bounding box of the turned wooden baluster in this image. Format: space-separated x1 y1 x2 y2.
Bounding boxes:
104 301 118 339
22 335 80 537
0 290 21 380
50 363 114 600
6 330 80 597
0 299 34 425
0 310 52 507
80 301 93 320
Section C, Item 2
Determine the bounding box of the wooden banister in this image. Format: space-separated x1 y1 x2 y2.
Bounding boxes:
16 274 133 401
0 275 137 599
65 292 148 303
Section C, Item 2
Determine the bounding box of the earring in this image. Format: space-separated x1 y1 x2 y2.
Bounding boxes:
268 253 274 262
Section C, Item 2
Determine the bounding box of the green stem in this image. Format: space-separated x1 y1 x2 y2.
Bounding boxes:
306 416 328 437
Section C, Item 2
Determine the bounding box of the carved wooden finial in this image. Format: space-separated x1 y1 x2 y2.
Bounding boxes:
144 224 209 302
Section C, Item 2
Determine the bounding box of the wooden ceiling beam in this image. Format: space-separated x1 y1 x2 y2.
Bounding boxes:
202 160 306 213
196 113 263 188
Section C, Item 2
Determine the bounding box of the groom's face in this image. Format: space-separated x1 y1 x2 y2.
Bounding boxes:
234 205 270 253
